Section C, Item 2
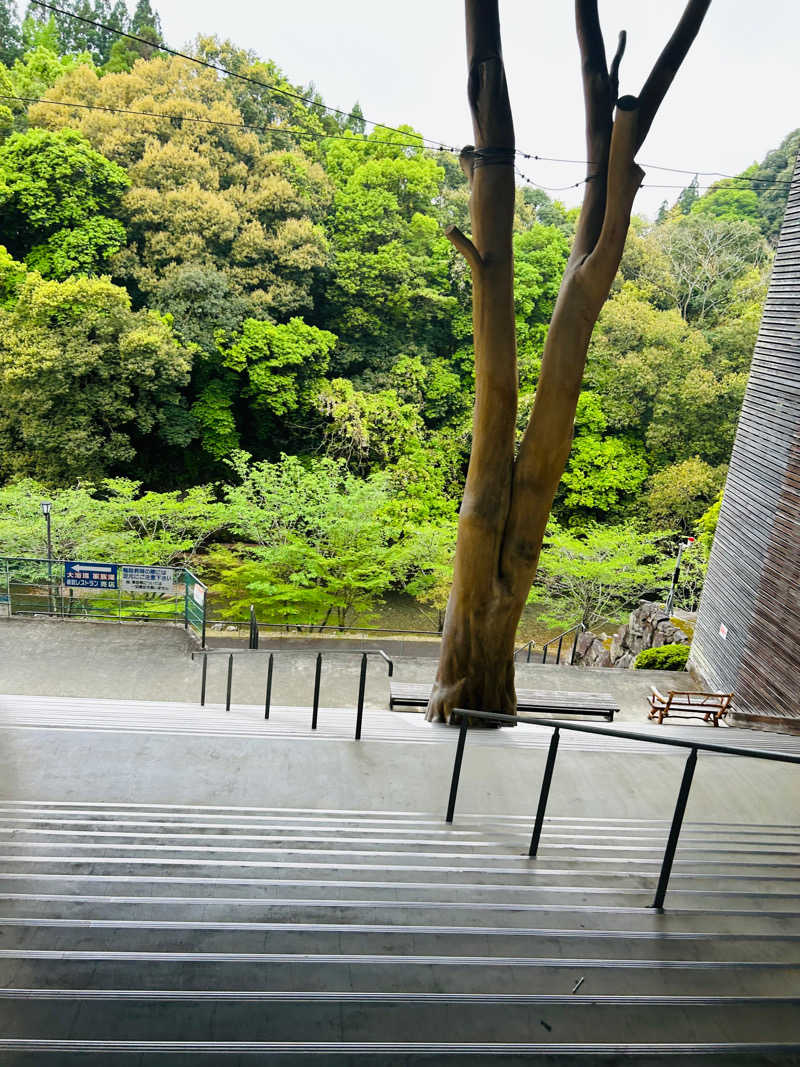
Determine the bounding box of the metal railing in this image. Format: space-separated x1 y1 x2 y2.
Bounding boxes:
513 640 536 662
191 647 393 740
444 708 800 910
540 622 585 665
205 617 442 638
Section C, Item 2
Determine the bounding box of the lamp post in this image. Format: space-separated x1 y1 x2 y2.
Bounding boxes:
665 537 695 618
41 501 52 613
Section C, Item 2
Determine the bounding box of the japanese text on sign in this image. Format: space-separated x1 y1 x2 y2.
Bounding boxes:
64 562 118 589
120 565 175 594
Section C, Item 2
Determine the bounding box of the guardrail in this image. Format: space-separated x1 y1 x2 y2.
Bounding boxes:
191 647 393 740
444 707 800 910
513 640 536 662
541 622 585 665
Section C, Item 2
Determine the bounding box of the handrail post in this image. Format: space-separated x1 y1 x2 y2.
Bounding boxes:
225 653 233 712
264 653 273 720
526 641 532 663
311 653 322 730
569 624 582 665
200 654 207 707
355 652 368 740
555 635 563 664
529 727 560 857
541 642 548 664
446 718 469 823
651 747 698 910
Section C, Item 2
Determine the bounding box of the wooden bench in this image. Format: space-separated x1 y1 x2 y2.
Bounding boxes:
389 682 617 721
648 687 733 727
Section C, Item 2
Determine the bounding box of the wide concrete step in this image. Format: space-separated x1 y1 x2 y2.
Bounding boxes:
2 991 800 1044
1 1038 799 1066
3 893 797 934
2 831 798 872
3 815 799 846
3 917 799 962
1 857 797 899
4 953 799 995
1 870 796 908
0 805 796 836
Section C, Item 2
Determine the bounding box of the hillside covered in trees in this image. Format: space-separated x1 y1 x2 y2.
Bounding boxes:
0 0 797 633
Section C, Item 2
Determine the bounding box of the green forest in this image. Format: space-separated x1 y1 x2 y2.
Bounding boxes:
0 0 797 635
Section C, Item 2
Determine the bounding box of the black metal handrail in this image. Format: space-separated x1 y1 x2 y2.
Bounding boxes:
540 622 585 665
445 707 800 910
513 640 536 662
191 647 393 740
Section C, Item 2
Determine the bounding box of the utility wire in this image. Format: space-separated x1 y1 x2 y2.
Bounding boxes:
516 151 794 187
0 94 445 150
9 91 790 195
29 0 457 151
37 0 790 189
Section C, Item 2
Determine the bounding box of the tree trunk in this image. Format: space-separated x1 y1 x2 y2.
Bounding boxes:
428 0 711 725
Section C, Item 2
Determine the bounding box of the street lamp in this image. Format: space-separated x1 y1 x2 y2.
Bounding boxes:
41 501 53 612
665 536 695 618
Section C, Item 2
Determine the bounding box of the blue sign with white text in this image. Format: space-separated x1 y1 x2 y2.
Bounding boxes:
64 561 118 590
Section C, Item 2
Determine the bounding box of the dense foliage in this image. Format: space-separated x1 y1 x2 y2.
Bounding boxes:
0 0 795 633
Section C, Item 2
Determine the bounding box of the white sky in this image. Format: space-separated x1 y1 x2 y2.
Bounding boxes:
156 0 800 218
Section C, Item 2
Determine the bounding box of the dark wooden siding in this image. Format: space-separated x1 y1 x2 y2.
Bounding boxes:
690 149 800 724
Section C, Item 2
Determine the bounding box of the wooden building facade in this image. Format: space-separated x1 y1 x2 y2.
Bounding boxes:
689 149 800 728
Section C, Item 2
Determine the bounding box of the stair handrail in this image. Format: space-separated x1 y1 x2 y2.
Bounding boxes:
513 640 535 662
191 646 393 740
444 707 800 911
540 621 586 665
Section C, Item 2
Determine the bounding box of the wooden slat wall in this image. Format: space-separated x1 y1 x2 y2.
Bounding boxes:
690 149 800 723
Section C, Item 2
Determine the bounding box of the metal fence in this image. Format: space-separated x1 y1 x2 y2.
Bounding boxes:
1 556 207 643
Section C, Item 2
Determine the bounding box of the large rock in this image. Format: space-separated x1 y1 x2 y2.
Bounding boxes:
573 628 612 667
574 602 691 669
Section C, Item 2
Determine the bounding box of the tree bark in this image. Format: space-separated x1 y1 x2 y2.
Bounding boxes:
427 0 711 725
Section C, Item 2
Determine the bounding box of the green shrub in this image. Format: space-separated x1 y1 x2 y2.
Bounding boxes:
634 643 690 671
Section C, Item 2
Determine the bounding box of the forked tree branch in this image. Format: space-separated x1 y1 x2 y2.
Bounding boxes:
571 0 621 262
636 0 712 152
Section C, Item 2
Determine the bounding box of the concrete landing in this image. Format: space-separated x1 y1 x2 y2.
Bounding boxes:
1 695 797 825
1 619 694 723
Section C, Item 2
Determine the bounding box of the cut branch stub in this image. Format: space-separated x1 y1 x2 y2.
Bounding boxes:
445 225 483 276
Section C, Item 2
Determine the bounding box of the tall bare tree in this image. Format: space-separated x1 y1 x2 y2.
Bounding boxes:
428 0 712 723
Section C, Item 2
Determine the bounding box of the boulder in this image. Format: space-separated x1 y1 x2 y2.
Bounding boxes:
574 602 691 670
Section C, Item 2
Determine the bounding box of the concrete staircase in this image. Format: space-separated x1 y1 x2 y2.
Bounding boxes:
0 802 799 1063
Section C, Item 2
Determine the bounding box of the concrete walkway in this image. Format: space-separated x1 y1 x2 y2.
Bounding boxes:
0 619 694 725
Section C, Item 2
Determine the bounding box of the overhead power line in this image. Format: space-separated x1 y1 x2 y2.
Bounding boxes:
9 91 791 198
516 151 794 187
29 0 457 151
14 1 797 197
0 94 445 151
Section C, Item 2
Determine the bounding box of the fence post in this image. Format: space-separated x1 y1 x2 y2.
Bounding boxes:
446 718 469 823
201 590 207 649
184 572 189 630
652 747 698 910
311 653 323 730
529 727 560 857
225 654 234 712
200 654 208 707
354 652 368 740
264 653 274 720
